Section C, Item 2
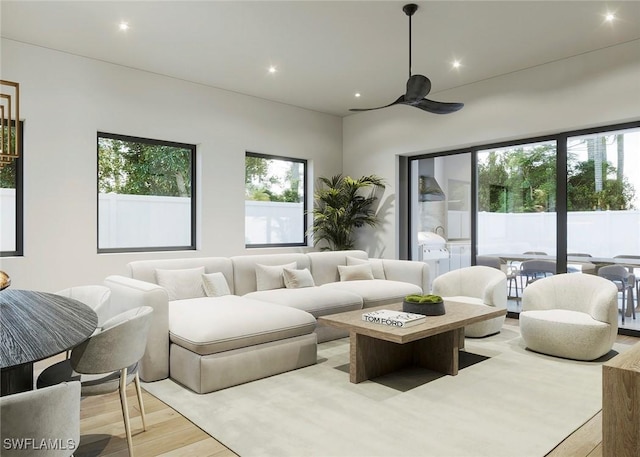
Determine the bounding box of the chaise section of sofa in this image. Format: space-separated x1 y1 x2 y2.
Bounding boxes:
105 257 319 394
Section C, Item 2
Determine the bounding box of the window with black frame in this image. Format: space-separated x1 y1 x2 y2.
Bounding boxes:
97 132 196 253
0 121 23 257
245 152 307 247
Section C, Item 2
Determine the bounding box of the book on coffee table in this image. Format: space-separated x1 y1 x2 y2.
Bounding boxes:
361 309 427 328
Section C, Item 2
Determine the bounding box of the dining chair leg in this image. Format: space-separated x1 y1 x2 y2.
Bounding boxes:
119 367 134 457
134 372 147 431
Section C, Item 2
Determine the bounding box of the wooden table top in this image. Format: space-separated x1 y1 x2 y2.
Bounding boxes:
0 289 98 369
318 301 506 344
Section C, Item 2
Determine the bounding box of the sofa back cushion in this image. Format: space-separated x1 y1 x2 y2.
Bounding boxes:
307 250 368 285
127 257 235 294
156 266 206 300
231 254 310 296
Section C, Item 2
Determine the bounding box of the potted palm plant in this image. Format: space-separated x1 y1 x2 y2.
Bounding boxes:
310 174 385 251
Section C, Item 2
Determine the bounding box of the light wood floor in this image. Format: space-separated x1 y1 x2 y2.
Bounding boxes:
33 318 637 457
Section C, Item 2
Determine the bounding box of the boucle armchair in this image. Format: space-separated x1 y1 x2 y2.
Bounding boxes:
520 273 618 361
431 266 507 337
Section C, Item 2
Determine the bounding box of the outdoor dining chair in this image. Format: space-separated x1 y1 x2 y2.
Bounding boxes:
598 264 636 323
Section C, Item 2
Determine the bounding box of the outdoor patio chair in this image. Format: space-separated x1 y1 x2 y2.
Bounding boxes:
598 265 636 323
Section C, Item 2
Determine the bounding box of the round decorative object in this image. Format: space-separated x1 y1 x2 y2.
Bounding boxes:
402 299 445 316
0 271 10 291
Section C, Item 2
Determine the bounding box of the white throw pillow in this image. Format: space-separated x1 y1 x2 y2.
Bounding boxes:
255 262 297 291
338 264 374 281
346 256 386 280
283 268 316 289
155 267 205 301
202 272 231 297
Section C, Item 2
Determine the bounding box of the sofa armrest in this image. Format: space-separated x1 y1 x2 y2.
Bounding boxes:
104 275 169 382
381 259 430 293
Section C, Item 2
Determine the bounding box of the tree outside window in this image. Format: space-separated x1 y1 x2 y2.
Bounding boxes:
97 132 195 252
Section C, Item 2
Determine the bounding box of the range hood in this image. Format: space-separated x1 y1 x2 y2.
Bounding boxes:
419 175 445 201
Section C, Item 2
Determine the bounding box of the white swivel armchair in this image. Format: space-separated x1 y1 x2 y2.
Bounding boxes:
431 266 508 337
520 273 618 361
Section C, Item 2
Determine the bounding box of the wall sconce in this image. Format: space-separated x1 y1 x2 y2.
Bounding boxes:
1 80 21 169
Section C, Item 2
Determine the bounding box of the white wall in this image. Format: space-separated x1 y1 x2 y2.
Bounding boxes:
343 40 640 258
0 39 343 291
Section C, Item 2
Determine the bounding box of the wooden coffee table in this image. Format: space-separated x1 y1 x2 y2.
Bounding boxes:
318 301 506 383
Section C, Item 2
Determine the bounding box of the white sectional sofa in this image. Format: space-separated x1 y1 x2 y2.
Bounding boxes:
104 250 429 394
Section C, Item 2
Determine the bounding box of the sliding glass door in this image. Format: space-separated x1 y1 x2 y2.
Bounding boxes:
567 126 640 330
403 120 640 332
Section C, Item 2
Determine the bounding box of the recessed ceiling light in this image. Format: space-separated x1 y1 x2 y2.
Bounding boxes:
268 66 277 74
354 93 361 98
605 12 615 22
452 60 461 69
119 22 129 31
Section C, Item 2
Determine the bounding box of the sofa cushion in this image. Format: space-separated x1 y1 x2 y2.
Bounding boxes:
168 295 316 356
307 250 368 285
202 272 231 297
245 287 363 317
255 262 297 291
156 267 205 301
128 257 234 292
338 264 374 281
321 280 422 308
346 256 386 280
283 268 315 289
231 254 310 295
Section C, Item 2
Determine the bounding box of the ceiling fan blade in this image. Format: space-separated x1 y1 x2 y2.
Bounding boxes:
414 98 464 114
405 74 431 101
349 95 405 112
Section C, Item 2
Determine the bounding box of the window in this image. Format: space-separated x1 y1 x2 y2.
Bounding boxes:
0 121 23 257
97 132 196 253
245 152 307 247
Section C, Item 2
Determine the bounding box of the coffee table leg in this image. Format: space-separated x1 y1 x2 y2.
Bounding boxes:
350 332 413 383
413 329 460 376
349 329 461 383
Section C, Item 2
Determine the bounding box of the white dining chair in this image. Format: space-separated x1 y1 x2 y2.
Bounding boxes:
37 306 153 457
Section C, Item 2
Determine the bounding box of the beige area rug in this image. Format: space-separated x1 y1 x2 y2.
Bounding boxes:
143 328 627 457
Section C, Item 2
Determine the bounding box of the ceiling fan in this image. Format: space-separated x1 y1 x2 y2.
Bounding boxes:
350 3 464 114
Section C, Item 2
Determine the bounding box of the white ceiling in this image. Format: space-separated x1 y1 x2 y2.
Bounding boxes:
2 1 640 117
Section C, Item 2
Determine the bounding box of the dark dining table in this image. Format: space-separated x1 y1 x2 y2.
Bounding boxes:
0 289 97 395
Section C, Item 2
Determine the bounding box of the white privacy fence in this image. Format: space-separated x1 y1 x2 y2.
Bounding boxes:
2 189 636 254
98 193 192 249
0 189 16 251
245 201 304 245
95 195 304 248
477 210 640 257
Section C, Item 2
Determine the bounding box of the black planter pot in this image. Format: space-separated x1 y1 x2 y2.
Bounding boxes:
402 300 445 316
